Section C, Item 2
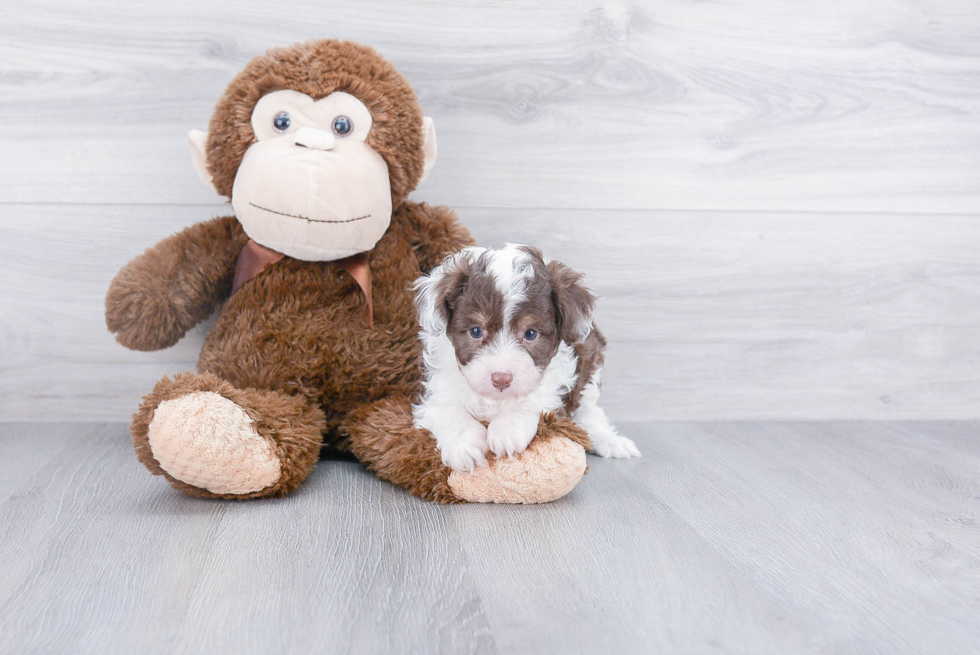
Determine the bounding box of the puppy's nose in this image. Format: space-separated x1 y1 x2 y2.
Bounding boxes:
294 127 335 151
491 372 513 391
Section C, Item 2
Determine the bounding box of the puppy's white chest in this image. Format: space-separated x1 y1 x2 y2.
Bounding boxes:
466 395 518 424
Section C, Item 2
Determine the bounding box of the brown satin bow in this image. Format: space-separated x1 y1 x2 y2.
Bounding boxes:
231 239 374 328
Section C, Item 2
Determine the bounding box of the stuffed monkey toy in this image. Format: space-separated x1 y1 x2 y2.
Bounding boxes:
106 39 590 503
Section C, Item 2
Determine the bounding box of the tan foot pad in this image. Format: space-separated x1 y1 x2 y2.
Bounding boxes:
148 391 281 495
448 436 587 504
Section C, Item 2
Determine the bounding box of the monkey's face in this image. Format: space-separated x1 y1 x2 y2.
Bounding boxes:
227 90 392 261
190 40 438 260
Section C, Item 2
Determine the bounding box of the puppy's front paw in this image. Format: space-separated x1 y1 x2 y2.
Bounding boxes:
437 422 488 472
487 412 539 458
589 431 642 458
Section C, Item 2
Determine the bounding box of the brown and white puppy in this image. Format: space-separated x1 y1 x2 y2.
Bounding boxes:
413 244 641 472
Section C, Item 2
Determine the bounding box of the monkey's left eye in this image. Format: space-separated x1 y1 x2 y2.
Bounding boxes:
524 329 538 341
332 116 353 136
273 112 291 133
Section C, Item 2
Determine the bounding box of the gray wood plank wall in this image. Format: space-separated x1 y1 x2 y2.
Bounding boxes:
1 0 979 421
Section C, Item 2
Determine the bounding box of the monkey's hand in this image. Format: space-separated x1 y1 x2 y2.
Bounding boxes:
106 215 247 351
396 202 476 274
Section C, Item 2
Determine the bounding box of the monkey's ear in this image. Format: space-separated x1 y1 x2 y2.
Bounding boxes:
188 129 218 193
418 117 438 184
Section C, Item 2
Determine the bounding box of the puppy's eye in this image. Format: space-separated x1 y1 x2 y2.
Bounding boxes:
332 115 353 136
273 111 291 133
524 329 538 341
469 326 484 339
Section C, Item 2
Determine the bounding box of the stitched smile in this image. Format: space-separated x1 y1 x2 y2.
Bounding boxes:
249 202 370 224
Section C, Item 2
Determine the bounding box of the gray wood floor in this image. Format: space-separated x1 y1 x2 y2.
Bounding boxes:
1 421 977 655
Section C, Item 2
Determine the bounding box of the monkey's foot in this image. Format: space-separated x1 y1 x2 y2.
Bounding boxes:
148 391 281 495
448 435 587 504
133 372 325 499
344 398 591 504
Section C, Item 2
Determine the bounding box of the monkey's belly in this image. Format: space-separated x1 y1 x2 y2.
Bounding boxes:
197 298 423 411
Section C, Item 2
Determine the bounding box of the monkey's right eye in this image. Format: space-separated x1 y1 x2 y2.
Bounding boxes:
273 112 291 133
469 326 484 339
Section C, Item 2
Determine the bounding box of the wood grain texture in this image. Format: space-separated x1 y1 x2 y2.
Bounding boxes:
0 0 978 211
3 204 980 421
2 0 979 421
0 424 495 655
0 421 977 654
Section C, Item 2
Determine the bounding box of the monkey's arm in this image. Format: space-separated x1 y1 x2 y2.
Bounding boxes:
106 215 249 351
396 202 476 274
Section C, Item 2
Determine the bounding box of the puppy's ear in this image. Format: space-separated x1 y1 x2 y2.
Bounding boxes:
548 260 597 344
414 250 473 334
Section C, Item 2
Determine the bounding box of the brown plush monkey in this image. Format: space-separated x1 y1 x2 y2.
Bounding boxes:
105 40 590 503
